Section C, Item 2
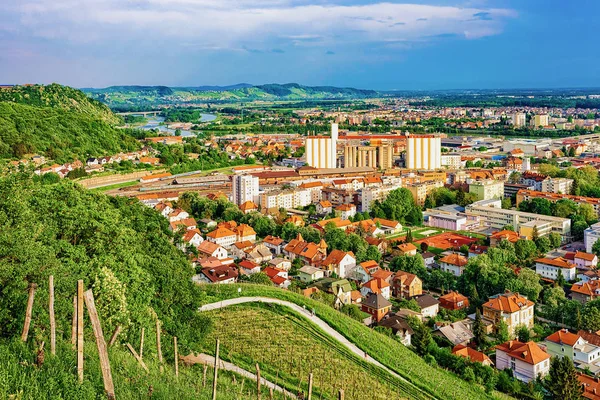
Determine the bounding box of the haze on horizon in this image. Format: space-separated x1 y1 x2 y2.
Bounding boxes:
1 0 598 90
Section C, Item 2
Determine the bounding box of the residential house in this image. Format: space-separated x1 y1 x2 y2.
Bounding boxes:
575 252 599 269
197 241 228 260
495 340 550 382
421 251 436 269
320 249 356 279
362 293 393 323
439 253 469 276
195 265 239 284
336 204 357 220
544 329 600 367
490 230 520 246
578 373 600 400
392 271 422 299
365 237 388 254
482 292 535 335
452 344 493 366
179 229 204 251
361 278 391 300
355 260 380 283
284 234 327 266
232 241 254 259
571 280 600 304
154 202 173 218
234 224 257 243
263 235 285 255
238 260 261 275
317 200 333 215
414 294 440 318
169 218 198 232
371 269 394 286
379 315 413 346
434 321 474 346
298 265 324 283
245 243 273 264
206 227 237 249
239 201 258 214
373 218 403 235
535 257 577 281
397 243 418 257
269 258 291 271
264 267 290 289
439 291 470 310
468 245 488 259
330 279 354 308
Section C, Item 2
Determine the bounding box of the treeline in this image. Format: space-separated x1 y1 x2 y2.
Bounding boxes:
409 95 600 109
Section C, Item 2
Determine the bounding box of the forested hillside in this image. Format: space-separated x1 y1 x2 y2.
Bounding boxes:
0 84 140 162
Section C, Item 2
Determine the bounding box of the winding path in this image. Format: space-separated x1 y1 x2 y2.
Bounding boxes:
199 296 434 399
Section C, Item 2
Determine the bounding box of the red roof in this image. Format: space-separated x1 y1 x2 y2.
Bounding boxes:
495 340 550 365
545 329 581 346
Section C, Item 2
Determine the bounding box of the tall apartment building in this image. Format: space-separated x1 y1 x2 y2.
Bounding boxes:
512 112 526 128
517 189 600 217
406 135 442 170
260 189 311 210
541 177 573 194
305 123 338 169
232 174 259 205
441 154 461 169
407 181 444 207
361 185 401 212
466 199 571 242
468 180 504 201
531 114 549 128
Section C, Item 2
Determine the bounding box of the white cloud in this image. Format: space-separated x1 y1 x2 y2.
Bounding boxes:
3 1 517 50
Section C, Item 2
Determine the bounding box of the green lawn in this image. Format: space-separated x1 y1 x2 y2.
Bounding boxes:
90 180 139 192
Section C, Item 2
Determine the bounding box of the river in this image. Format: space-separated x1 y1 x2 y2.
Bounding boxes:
140 114 216 137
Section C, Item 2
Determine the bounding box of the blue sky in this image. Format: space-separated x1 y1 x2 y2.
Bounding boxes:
1 0 599 89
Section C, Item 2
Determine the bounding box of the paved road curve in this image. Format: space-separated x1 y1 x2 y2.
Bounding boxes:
199 296 435 399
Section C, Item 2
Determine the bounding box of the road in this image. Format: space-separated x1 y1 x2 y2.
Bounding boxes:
181 352 297 398
199 296 436 399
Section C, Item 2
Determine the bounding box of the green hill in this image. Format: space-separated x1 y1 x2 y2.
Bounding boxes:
83 83 380 110
0 84 139 162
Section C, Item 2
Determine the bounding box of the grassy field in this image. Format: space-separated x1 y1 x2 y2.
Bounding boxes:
90 180 139 192
0 338 287 400
201 303 423 400
197 284 513 400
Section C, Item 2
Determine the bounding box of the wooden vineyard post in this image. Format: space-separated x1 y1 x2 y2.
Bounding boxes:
173 336 179 377
256 363 261 400
77 280 84 383
156 320 163 373
308 373 313 400
49 276 56 356
21 283 37 342
126 343 149 372
139 328 145 360
83 289 115 399
108 326 121 348
338 389 344 400
203 365 207 387
212 339 219 400
269 388 273 400
71 295 77 347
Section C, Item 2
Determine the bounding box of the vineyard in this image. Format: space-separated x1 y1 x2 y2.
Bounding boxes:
198 284 514 400
201 303 422 400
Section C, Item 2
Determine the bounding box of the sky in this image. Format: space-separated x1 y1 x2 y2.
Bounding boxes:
1 0 599 90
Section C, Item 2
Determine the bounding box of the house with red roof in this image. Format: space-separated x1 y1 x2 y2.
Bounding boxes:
482 292 535 335
490 230 520 246
264 267 290 289
197 241 228 260
206 227 237 249
439 291 469 310
392 271 422 299
360 278 391 300
575 251 599 268
195 265 239 285
452 345 493 366
319 249 356 279
439 253 468 276
495 340 550 382
571 280 600 304
535 256 577 281
397 242 417 256
238 260 261 275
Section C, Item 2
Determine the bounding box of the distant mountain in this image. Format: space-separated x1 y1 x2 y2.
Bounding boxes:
82 83 381 110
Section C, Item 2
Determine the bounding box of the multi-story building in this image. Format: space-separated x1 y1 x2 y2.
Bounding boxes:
469 180 504 201
406 135 441 170
466 199 571 242
305 123 338 169
206 227 237 249
544 329 600 366
512 112 526 128
495 340 550 383
260 189 311 210
482 291 535 336
541 177 574 194
531 114 549 128
441 154 461 169
439 253 469 276
344 144 393 169
361 184 401 212
407 180 444 207
535 257 577 281
231 174 259 206
585 222 600 253
517 189 600 217
570 280 600 304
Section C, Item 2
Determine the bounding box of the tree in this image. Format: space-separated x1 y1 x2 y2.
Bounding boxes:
501 197 512 209
515 324 530 342
593 240 600 257
248 272 273 285
506 268 543 302
496 320 510 342
508 171 522 184
365 245 382 263
548 232 562 249
545 357 583 400
579 203 597 224
582 300 600 332
420 242 429 252
473 309 487 350
502 225 515 232
515 239 538 261
423 195 435 210
531 225 539 242
407 316 431 356
405 229 413 243
534 236 551 254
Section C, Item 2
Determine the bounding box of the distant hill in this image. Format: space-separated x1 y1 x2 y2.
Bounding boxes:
0 84 139 162
83 83 381 109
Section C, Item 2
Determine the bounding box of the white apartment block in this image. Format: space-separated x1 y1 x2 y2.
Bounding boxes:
468 180 504 201
541 177 573 194
585 222 600 253
466 199 571 242
441 154 461 169
260 189 311 210
232 175 259 206
512 112 526 128
361 185 400 212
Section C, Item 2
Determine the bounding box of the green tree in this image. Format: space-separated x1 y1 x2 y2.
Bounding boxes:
405 229 413 243
515 239 538 261
534 236 551 254
506 268 543 302
407 316 432 356
501 198 512 209
248 272 273 285
473 309 487 350
545 357 583 400
365 245 382 262
572 220 589 241
531 225 539 242
496 320 510 342
502 225 515 232
93 266 131 335
515 324 530 342
548 232 562 249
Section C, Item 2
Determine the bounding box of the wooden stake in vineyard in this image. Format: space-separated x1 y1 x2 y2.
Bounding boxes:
212 338 220 400
108 326 121 348
48 276 56 356
256 363 261 400
139 328 145 360
77 280 84 383
126 343 149 373
174 336 179 377
83 289 115 399
338 389 344 400
307 373 313 400
21 283 37 342
71 295 77 347
156 319 163 373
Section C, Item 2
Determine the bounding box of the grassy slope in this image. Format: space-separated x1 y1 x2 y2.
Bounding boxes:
0 339 287 400
201 303 422 400
197 284 513 400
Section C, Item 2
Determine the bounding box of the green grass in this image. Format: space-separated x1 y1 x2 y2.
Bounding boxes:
201 303 421 400
0 338 287 400
197 284 513 400
90 180 139 192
